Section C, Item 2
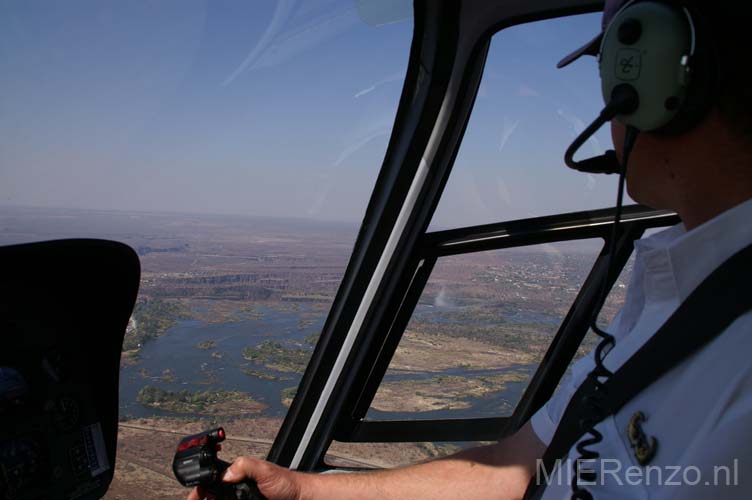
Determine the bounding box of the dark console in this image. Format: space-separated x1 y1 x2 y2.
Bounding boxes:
0 240 139 500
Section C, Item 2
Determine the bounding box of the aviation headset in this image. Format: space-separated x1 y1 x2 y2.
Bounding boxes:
600 0 715 133
565 0 717 173
562 2 718 499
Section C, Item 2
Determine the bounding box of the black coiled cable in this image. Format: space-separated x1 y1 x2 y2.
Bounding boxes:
570 125 639 500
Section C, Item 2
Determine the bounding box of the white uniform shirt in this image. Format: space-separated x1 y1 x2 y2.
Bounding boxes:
531 198 752 499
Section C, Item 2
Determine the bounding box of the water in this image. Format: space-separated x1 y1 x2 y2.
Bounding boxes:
119 303 543 421
120 305 321 418
367 364 536 421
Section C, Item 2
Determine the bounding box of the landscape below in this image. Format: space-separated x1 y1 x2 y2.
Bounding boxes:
0 207 624 499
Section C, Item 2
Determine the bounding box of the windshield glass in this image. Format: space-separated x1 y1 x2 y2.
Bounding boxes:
0 1 411 497
430 13 634 230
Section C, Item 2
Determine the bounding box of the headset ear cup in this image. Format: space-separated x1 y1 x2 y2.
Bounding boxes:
599 1 711 134
655 6 716 135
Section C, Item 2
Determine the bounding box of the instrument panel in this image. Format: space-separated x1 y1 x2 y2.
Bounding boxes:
0 240 140 500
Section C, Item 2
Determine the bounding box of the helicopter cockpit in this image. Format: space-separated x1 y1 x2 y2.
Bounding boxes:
1 0 702 498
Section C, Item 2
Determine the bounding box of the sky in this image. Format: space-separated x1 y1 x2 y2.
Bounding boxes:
0 0 628 228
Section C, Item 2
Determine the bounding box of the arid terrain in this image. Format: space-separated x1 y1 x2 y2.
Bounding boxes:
104 416 463 500
1 206 629 499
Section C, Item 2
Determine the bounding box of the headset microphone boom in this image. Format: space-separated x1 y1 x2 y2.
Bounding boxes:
556 1 713 498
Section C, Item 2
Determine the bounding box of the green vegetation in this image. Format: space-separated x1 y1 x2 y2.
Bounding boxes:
242 340 311 373
304 332 320 347
188 301 265 323
371 369 532 413
298 319 315 330
137 368 177 383
422 371 529 395
281 294 331 303
152 284 273 301
242 368 292 381
238 305 264 320
136 385 265 415
124 299 188 351
477 370 530 388
197 340 217 350
281 386 297 407
410 316 555 359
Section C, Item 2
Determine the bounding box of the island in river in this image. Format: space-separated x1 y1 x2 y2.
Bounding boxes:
5 207 627 500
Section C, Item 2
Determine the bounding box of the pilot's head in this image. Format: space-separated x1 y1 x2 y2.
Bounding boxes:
559 0 751 226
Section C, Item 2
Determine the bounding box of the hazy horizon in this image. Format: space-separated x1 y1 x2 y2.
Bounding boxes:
1 1 628 230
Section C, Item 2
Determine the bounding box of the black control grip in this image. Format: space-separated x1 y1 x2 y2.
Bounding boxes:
207 459 267 500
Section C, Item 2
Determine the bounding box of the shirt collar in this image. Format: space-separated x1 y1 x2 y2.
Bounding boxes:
634 198 752 303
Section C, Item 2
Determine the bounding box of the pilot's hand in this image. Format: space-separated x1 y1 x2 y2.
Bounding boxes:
186 456 302 500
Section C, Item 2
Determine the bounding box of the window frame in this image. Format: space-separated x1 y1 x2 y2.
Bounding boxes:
334 205 677 445
266 0 679 472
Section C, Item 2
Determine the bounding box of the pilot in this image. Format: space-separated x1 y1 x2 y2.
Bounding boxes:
189 1 752 499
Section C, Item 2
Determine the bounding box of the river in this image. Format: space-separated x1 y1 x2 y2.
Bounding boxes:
119 303 546 421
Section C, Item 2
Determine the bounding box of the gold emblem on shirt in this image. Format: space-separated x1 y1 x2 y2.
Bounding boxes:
627 411 658 465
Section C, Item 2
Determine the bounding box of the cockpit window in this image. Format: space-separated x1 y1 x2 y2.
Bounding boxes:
320 12 650 467
0 1 411 497
366 240 603 422
430 13 634 230
0 1 409 224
